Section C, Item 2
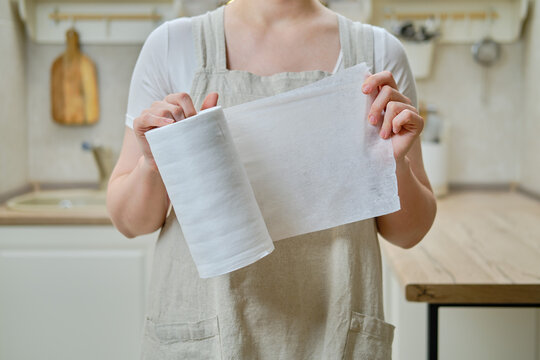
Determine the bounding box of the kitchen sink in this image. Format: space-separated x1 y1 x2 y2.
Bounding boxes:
6 189 107 212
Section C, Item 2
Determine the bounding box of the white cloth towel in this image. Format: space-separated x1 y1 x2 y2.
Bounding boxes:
145 62 400 278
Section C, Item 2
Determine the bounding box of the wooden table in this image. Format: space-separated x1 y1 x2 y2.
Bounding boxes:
380 191 540 360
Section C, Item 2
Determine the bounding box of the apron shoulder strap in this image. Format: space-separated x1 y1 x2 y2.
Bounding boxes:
340 16 375 73
194 8 374 73
191 6 225 71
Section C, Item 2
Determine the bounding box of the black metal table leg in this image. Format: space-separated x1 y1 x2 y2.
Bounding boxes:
428 303 439 360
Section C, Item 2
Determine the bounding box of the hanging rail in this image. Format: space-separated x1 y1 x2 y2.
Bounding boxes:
49 12 162 22
383 11 499 21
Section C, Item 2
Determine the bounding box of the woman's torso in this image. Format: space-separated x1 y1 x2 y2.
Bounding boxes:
139 6 396 360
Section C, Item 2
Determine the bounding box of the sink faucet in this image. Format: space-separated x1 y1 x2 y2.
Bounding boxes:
82 141 114 191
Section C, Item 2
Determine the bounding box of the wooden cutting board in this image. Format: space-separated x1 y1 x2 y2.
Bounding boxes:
51 28 99 125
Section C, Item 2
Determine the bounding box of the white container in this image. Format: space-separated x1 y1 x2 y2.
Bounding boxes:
421 141 448 197
401 40 435 80
421 122 450 197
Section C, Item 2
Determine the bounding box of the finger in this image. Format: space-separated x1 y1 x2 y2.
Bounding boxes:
392 108 424 135
134 112 174 134
148 101 184 122
165 93 197 118
362 70 398 94
153 103 184 122
145 112 176 128
369 85 411 125
200 92 219 111
380 101 417 139
390 103 418 134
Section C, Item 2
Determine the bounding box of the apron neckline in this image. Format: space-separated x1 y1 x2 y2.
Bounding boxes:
213 5 350 79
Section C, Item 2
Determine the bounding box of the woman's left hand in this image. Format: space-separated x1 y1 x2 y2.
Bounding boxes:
362 71 424 162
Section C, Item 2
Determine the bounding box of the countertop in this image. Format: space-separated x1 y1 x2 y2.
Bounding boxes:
0 204 112 225
0 182 112 225
3 189 540 307
381 190 540 304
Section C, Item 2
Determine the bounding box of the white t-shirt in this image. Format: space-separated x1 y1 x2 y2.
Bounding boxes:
125 17 417 129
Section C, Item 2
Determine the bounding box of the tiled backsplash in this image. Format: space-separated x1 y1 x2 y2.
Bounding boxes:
520 0 540 195
26 42 140 183
23 40 524 185
1 2 28 196
415 42 522 185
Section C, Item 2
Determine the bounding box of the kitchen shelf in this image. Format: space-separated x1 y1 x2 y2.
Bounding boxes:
14 0 220 44
372 0 530 44
369 0 530 78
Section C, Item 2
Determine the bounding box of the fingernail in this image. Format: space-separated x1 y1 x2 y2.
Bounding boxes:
362 85 370 93
380 129 387 139
369 115 376 124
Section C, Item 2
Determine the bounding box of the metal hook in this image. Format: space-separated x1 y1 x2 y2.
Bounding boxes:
52 7 60 25
151 7 159 24
382 6 396 32
69 15 76 31
485 6 496 37
105 16 111 37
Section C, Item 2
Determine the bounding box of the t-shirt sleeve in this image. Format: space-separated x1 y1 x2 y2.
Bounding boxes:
124 21 170 129
373 26 418 109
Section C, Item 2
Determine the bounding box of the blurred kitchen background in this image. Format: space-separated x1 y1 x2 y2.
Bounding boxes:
0 0 539 359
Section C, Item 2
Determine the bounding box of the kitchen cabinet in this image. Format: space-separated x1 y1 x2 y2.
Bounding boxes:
0 225 157 360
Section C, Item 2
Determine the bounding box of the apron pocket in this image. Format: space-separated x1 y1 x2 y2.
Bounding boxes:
142 315 222 360
343 311 395 360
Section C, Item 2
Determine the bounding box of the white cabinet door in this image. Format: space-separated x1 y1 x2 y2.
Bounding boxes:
0 226 157 360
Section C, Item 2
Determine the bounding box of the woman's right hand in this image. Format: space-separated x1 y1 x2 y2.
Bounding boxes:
133 92 219 171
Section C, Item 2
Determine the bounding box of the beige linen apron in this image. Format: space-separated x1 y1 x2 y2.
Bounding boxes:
140 5 395 359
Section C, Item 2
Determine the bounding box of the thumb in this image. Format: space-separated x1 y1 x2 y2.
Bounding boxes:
200 92 219 111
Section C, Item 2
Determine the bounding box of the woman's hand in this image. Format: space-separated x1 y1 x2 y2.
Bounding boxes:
133 92 219 171
362 71 423 162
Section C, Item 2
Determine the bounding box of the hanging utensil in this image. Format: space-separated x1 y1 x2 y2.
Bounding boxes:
471 7 500 67
471 8 499 103
471 37 501 66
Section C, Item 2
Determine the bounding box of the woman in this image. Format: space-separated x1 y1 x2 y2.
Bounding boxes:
107 0 437 358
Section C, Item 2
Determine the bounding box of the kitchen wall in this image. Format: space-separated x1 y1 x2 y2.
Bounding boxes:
26 42 140 183
521 0 540 195
0 0 28 194
25 35 524 186
414 43 522 185
3 1 537 191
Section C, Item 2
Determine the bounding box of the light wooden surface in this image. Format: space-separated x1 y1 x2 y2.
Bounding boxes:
0 205 111 225
381 191 540 304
